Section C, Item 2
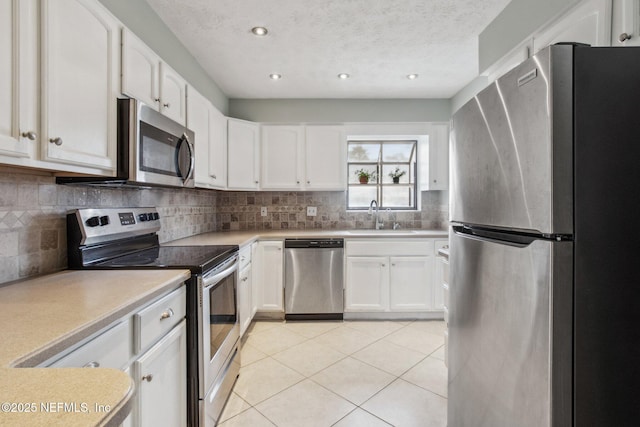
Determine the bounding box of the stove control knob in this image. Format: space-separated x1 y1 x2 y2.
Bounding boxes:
147 212 155 220
153 212 160 220
99 216 110 226
85 216 100 227
138 213 148 222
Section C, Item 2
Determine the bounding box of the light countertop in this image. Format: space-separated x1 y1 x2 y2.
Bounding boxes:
0 269 190 427
166 229 449 248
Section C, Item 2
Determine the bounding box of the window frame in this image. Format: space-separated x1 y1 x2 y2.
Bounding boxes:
346 136 421 211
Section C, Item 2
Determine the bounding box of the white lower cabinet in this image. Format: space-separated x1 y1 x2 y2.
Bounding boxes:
44 285 187 427
345 239 444 317
253 241 284 313
135 320 186 427
345 257 388 311
238 244 254 336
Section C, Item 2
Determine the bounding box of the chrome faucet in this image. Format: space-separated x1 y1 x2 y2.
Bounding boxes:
368 200 383 230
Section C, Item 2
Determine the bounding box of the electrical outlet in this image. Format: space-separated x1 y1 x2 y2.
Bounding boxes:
307 206 317 217
261 207 268 217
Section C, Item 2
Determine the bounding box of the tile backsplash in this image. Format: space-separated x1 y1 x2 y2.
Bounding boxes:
0 166 448 285
0 167 216 284
216 190 448 232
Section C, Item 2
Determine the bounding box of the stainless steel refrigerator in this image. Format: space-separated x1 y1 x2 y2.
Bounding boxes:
449 43 640 427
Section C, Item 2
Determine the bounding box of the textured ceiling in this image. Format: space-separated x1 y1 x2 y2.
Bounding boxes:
145 0 511 99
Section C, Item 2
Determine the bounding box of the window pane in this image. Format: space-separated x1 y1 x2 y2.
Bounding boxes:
348 143 380 162
348 186 378 208
382 164 410 184
348 164 378 184
382 185 415 209
382 142 415 162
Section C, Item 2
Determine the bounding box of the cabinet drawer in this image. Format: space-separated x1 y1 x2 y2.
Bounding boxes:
50 319 131 369
135 287 186 353
239 245 252 269
346 239 433 256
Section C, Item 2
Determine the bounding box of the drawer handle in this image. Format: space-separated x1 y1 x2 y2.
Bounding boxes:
142 374 153 382
160 308 174 320
83 361 100 368
242 277 248 282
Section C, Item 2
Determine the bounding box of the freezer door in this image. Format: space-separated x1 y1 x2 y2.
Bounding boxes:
448 228 572 427
450 45 573 235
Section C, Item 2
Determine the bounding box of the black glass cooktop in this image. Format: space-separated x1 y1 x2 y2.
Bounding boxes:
96 245 238 274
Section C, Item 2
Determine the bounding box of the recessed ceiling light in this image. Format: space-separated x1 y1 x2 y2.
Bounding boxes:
269 73 282 80
338 73 350 79
407 74 419 80
251 26 268 36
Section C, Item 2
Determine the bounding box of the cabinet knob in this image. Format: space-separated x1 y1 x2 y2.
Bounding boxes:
212 174 217 179
381 263 386 267
255 180 259 184
296 180 300 184
83 361 100 368
142 374 153 382
154 98 160 103
160 308 174 320
391 263 396 266
433 179 437 183
242 277 248 282
49 137 63 146
307 181 310 184
619 32 632 43
163 103 170 108
21 131 37 140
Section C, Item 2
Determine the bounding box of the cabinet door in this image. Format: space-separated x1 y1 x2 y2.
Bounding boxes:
121 28 160 108
136 321 187 427
238 264 252 337
250 242 259 317
419 123 449 191
227 118 260 190
41 0 119 172
0 0 38 161
389 256 432 311
532 0 612 53
189 86 214 188
305 125 346 190
612 0 640 46
159 62 187 125
345 256 388 312
209 107 228 189
254 241 284 312
261 125 303 189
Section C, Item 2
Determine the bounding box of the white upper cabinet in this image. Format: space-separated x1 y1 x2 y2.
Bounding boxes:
261 124 346 191
122 28 187 125
159 63 187 125
261 125 304 189
0 0 38 161
189 86 227 190
419 123 449 191
305 125 346 190
227 118 260 190
612 0 640 46
41 0 119 171
532 0 612 53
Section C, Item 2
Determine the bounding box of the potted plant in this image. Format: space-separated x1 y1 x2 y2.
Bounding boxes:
355 169 376 184
388 167 406 184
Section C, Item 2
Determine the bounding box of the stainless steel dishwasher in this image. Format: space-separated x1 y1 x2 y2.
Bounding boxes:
284 238 344 320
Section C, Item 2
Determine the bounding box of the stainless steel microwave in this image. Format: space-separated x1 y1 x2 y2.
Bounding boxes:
57 98 195 188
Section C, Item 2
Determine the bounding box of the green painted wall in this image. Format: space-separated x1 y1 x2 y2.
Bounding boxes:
228 98 452 123
99 0 229 113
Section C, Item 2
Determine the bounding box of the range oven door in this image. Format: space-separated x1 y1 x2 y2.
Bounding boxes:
199 255 240 398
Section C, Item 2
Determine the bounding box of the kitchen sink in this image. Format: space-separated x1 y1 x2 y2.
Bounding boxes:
345 229 419 235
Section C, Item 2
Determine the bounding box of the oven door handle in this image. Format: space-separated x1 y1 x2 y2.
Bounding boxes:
203 259 238 289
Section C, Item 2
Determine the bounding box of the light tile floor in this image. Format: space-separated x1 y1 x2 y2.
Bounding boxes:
219 320 447 427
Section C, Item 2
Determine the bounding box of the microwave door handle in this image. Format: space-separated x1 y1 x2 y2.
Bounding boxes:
175 135 195 183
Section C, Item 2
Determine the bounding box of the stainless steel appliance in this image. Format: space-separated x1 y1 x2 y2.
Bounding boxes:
284 238 344 320
449 43 640 426
67 207 239 427
57 98 195 188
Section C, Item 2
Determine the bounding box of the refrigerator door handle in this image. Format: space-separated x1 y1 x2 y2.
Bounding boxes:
452 225 539 247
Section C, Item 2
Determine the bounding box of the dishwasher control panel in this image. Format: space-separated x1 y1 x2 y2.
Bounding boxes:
284 239 344 248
